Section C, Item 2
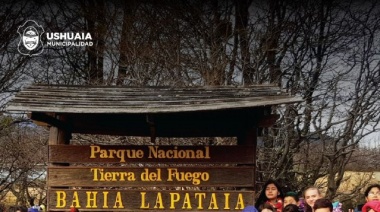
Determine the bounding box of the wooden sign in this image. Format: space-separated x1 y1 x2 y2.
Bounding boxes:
49 145 255 164
48 145 256 211
48 189 255 211
48 166 255 187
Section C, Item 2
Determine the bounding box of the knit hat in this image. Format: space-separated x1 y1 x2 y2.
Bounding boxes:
285 192 298 197
362 201 380 212
243 205 259 212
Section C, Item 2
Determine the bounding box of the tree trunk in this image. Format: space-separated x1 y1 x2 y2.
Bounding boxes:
117 1 136 85
237 0 253 85
85 0 105 85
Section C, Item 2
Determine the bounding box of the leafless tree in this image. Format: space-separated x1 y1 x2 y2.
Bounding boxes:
0 115 48 205
0 1 39 110
254 0 380 199
1 0 380 204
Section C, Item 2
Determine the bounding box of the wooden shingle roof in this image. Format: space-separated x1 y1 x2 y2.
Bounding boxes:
6 84 302 114
6 84 302 137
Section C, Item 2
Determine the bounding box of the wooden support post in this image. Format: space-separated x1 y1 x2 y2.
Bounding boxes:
237 127 257 192
47 113 71 212
48 114 71 145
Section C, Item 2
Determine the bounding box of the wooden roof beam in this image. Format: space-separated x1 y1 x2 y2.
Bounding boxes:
30 112 72 133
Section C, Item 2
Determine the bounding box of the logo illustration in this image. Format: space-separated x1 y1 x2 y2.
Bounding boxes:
17 20 44 56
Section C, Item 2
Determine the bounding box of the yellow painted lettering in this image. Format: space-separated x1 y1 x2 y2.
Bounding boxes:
141 168 149 181
113 192 124 208
184 172 192 181
92 168 135 182
149 171 157 181
141 168 161 181
128 172 136 181
85 191 97 208
224 193 230 209
56 191 66 208
208 193 219 209
90 146 146 162
182 193 191 209
108 149 116 158
166 150 173 158
166 168 208 185
204 146 210 159
91 168 99 181
147 146 210 159
156 168 162 181
157 149 165 158
105 172 111 181
71 191 80 208
170 193 180 209
167 168 176 182
90 145 100 158
195 193 206 209
235 193 245 209
116 149 125 162
140 192 149 209
103 192 109 208
100 149 107 158
135 150 144 158
148 146 158 158
154 192 164 209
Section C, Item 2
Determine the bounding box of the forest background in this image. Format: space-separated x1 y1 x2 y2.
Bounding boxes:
0 0 380 210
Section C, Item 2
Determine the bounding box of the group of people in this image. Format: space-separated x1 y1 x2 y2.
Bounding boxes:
7 205 78 212
7 205 44 212
243 180 380 212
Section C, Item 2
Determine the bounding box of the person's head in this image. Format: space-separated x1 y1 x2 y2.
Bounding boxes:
303 186 323 208
70 207 79 212
284 192 299 207
265 181 282 201
9 206 28 212
260 203 277 212
283 204 299 212
8 206 17 212
365 184 380 202
243 206 259 212
264 179 284 200
313 198 333 212
255 179 284 208
19 206 28 212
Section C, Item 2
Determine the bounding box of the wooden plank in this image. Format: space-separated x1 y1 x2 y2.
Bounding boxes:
49 145 255 164
47 167 255 187
48 189 255 211
8 97 301 113
17 84 284 97
7 84 302 114
11 85 286 99
8 97 302 113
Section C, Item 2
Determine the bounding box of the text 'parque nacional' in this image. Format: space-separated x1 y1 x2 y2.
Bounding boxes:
89 145 210 162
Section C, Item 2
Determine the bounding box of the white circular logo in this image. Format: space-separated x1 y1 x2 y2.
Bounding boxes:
17 20 44 56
